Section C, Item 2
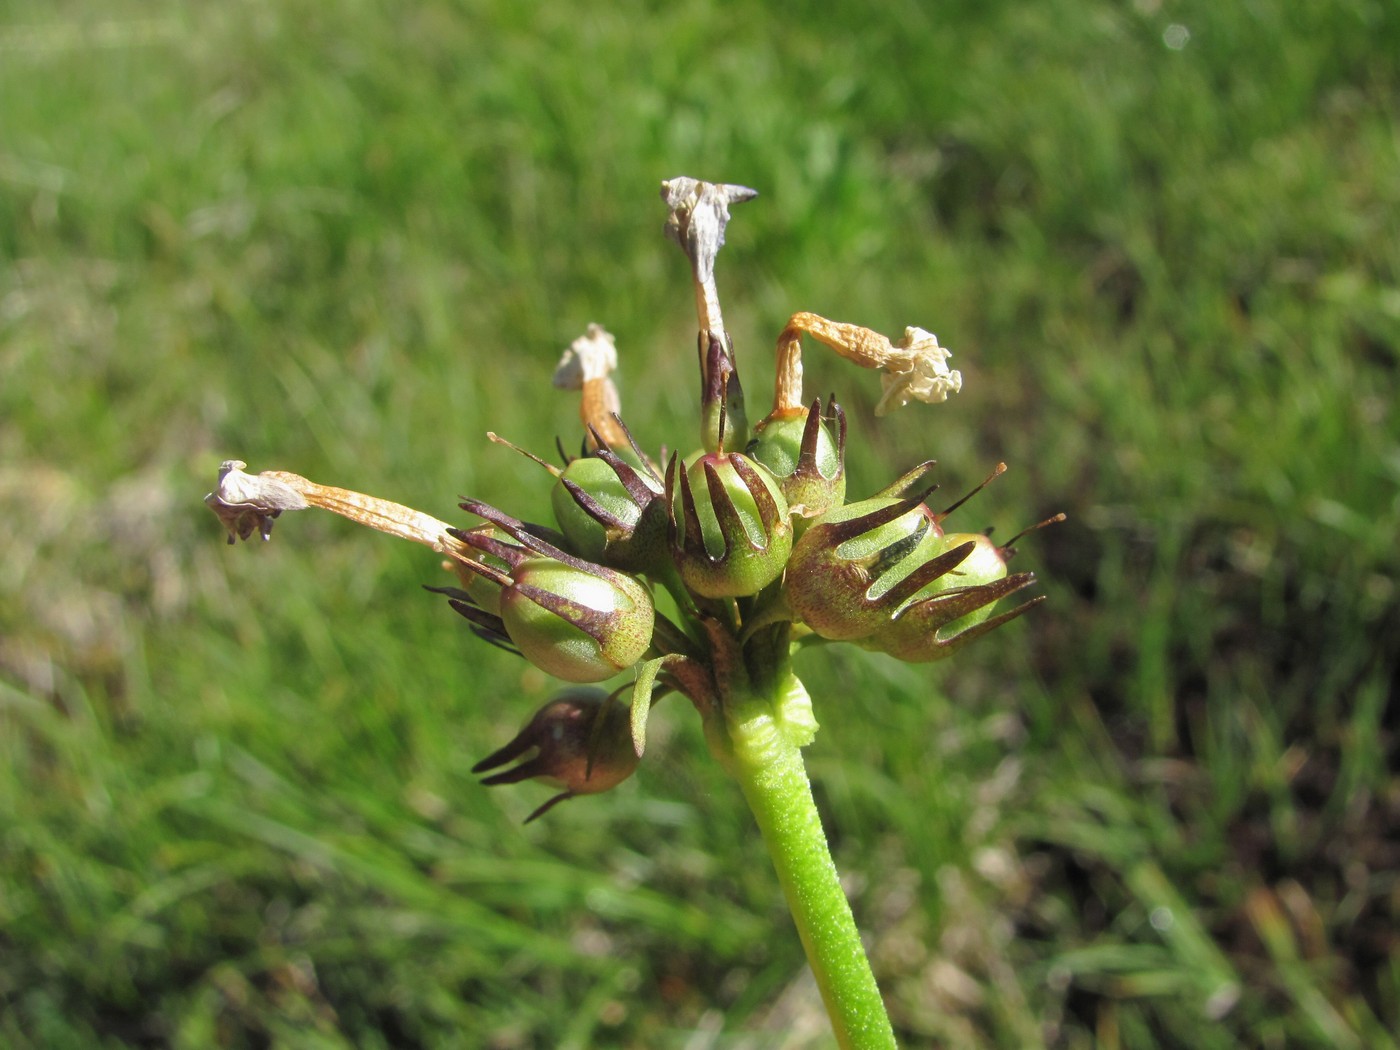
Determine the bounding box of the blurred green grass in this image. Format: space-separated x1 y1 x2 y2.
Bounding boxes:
2 0 1398 1046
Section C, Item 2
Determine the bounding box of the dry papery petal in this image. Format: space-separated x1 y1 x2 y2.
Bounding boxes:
875 328 962 416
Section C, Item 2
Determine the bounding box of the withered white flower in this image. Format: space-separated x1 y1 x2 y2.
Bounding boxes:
874 327 963 416
551 322 618 388
551 323 626 448
771 313 962 416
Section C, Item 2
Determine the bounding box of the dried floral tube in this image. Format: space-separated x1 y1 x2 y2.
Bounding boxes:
662 178 757 455
772 311 963 416
661 176 756 343
205 460 469 557
552 323 629 450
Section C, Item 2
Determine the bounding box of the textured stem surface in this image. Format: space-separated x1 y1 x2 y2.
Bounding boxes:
725 692 896 1049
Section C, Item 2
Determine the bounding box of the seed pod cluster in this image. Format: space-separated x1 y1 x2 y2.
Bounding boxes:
209 180 1057 825
423 182 1055 818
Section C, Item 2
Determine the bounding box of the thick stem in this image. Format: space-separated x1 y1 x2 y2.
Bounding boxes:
724 688 896 1049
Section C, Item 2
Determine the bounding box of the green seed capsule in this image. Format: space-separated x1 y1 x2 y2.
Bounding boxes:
668 451 792 598
747 399 846 520
500 558 654 683
550 452 666 572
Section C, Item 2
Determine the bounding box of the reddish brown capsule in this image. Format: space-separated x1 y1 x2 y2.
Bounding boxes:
472 689 640 822
784 492 970 640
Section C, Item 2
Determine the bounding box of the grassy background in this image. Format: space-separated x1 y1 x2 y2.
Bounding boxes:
2 0 1398 1046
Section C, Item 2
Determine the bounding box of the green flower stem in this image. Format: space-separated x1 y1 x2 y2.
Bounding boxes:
724 691 897 1049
